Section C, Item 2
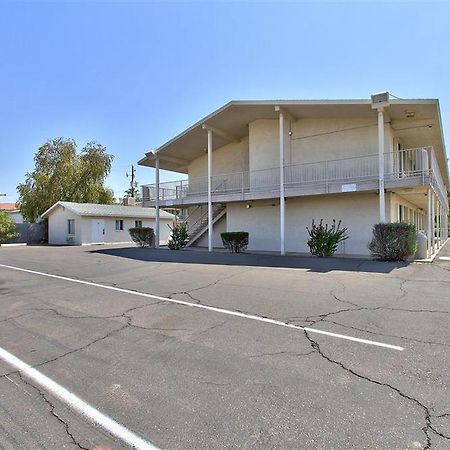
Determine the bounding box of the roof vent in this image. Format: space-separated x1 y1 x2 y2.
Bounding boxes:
371 92 390 109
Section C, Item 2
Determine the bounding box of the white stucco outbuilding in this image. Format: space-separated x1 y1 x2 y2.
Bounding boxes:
42 201 174 246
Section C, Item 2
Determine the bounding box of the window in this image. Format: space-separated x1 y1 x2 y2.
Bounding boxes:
135 220 142 228
115 219 124 231
68 219 75 235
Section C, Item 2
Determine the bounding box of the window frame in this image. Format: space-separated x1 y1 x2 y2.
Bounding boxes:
135 220 142 228
67 219 75 235
115 219 124 231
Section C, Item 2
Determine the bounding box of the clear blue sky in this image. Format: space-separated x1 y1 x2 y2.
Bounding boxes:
1 0 449 203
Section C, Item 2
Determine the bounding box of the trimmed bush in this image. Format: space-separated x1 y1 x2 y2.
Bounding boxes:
129 227 155 248
368 222 417 261
167 222 189 250
221 231 249 253
306 219 349 257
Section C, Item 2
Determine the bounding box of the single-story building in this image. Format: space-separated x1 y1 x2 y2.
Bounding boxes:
42 201 174 246
0 203 24 224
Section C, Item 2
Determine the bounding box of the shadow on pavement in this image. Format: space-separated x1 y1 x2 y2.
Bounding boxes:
90 247 408 274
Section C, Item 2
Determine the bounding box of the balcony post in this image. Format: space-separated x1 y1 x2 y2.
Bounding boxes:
377 108 386 222
427 189 432 258
431 190 436 255
207 128 213 252
437 198 441 249
155 155 160 248
279 111 286 255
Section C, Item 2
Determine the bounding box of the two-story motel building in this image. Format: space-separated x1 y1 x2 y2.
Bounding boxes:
139 93 449 258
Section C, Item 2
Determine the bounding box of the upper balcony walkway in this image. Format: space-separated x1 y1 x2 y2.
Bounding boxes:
142 147 449 211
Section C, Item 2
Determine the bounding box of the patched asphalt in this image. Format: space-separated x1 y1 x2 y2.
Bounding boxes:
0 244 449 449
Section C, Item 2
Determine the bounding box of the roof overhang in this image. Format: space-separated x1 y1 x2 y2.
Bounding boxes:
138 99 448 185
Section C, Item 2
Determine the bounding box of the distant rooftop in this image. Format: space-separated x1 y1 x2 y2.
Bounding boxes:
0 203 18 211
42 201 174 219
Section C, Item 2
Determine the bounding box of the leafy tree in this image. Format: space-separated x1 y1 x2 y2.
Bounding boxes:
17 138 114 222
0 211 19 244
125 182 141 201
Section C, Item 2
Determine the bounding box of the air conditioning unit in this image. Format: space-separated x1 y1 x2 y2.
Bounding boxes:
371 92 390 109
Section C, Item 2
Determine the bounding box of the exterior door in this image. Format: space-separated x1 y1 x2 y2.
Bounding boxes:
91 219 105 244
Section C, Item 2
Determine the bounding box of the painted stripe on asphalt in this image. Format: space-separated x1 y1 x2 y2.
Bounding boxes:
0 346 158 450
439 256 450 261
0 263 404 351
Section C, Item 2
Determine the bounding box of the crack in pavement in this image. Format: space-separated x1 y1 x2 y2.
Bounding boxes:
167 269 252 304
322 319 450 348
247 350 315 359
17 372 88 449
303 330 450 449
0 301 227 380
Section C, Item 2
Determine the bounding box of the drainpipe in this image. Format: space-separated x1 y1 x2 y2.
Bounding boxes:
377 108 386 222
155 155 160 248
207 128 213 252
279 111 286 255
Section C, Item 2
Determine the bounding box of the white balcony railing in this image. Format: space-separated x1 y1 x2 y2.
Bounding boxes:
142 147 448 210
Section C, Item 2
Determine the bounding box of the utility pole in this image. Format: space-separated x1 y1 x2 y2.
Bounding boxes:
126 165 136 198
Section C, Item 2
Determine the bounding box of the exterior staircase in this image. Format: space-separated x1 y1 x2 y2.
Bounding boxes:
185 204 226 247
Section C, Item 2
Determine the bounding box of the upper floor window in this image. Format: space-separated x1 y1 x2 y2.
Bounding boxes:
135 220 142 228
68 219 75 235
115 219 124 231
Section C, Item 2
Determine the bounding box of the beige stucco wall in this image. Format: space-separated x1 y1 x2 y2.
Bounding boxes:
48 207 82 245
188 137 249 179
195 214 227 248
226 193 389 256
248 118 393 172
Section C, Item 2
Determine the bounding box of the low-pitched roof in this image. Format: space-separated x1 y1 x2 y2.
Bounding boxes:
41 201 174 219
138 98 448 185
0 203 19 211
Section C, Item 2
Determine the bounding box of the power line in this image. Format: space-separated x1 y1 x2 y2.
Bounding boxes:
389 93 404 100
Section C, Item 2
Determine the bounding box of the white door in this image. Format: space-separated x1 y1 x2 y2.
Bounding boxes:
91 219 105 244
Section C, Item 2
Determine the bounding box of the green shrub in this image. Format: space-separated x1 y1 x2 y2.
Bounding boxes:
306 219 349 257
368 222 417 261
0 211 19 244
167 222 189 250
128 227 155 248
221 231 249 253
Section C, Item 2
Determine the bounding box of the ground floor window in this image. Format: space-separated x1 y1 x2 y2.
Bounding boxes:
115 219 124 231
68 219 75 235
135 220 142 228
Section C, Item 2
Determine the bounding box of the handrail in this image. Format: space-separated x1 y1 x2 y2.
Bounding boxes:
142 147 448 209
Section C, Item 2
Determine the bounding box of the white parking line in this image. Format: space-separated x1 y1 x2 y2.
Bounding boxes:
0 263 404 351
439 256 450 261
0 346 158 450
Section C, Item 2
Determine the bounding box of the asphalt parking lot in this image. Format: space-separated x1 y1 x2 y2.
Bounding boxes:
0 244 449 449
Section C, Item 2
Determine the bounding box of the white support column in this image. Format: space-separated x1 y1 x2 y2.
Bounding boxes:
377 108 386 222
445 212 449 241
438 203 441 248
155 155 160 248
431 190 436 255
279 111 286 255
207 128 213 252
427 189 432 258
